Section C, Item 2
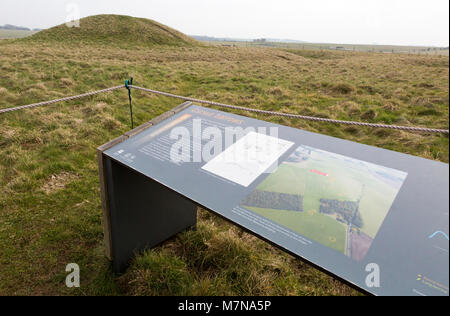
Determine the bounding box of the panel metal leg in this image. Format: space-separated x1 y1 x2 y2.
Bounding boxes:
103 158 197 273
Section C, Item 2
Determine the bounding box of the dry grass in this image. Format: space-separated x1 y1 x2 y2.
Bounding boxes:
41 172 81 194
0 36 448 296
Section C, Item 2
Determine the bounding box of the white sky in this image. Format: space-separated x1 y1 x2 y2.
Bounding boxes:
0 0 448 46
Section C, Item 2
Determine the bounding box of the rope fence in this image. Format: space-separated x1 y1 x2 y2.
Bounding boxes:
129 85 450 134
0 82 448 134
0 85 124 114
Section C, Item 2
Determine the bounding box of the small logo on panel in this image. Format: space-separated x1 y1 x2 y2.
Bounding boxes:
415 274 449 295
429 231 449 241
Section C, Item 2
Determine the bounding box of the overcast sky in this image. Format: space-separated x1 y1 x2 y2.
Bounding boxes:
1 0 448 46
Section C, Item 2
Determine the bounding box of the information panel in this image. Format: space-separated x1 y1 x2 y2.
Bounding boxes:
104 104 449 296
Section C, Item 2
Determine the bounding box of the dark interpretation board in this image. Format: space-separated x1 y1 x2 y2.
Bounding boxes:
103 104 449 296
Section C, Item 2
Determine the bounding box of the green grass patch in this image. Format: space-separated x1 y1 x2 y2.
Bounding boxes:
247 207 347 254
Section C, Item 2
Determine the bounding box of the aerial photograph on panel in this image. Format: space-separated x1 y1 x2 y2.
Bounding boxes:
241 145 408 260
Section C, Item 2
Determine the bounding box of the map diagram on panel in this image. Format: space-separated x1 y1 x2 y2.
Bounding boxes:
240 145 408 261
202 132 294 187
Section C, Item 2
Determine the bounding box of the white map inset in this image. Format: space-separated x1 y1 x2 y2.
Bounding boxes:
202 132 294 187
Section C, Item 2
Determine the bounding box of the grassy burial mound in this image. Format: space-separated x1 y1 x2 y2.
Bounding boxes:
26 14 199 47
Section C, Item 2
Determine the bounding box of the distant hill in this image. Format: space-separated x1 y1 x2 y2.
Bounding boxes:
191 35 251 42
191 35 307 44
26 15 199 47
0 24 31 31
265 38 307 44
0 28 38 39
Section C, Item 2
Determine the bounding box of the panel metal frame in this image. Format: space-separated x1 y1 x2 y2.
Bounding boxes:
97 102 375 294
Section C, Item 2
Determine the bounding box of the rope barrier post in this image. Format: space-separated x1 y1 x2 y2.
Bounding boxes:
125 77 134 129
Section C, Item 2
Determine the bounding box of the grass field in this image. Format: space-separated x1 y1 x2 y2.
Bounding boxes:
206 40 450 56
0 15 448 296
